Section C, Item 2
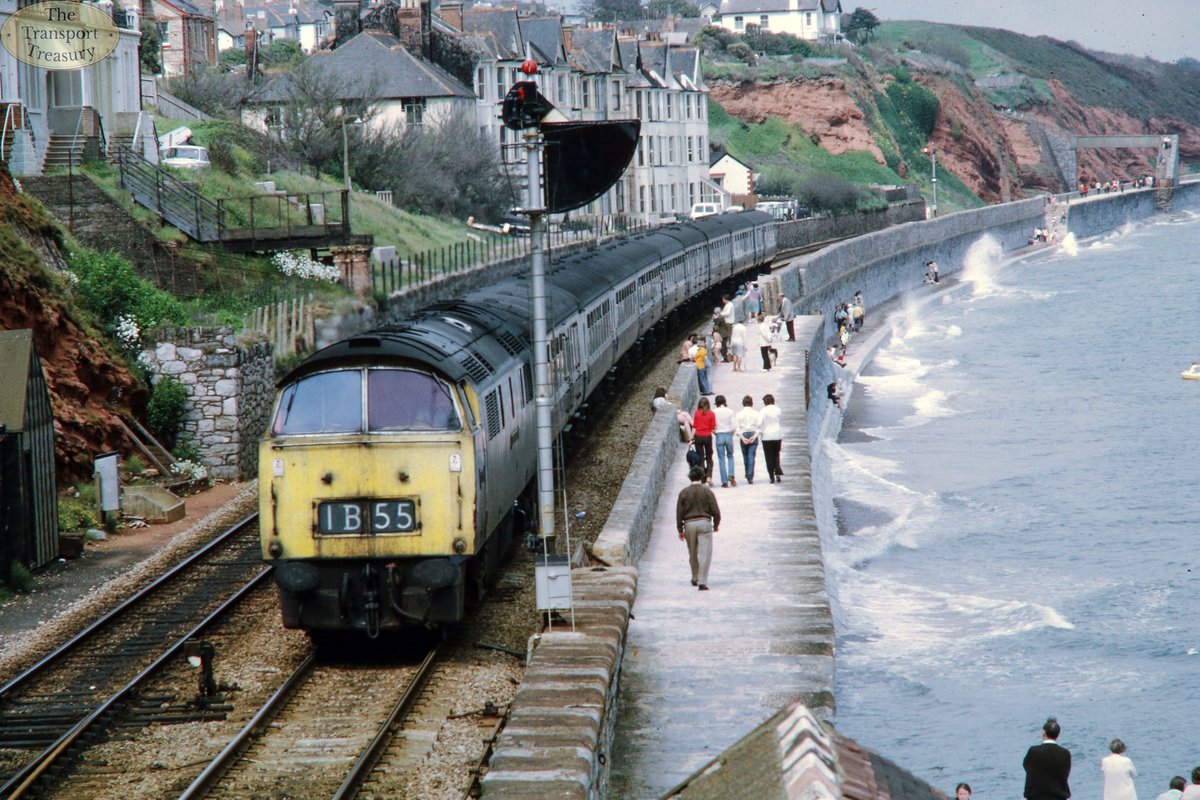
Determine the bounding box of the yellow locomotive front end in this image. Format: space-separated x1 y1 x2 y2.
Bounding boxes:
259 363 481 636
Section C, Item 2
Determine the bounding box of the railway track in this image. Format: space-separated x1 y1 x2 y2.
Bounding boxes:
0 514 269 798
177 642 442 799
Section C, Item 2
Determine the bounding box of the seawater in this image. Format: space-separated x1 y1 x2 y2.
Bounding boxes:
829 212 1200 800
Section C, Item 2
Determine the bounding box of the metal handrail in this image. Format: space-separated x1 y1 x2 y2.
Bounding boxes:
1 100 29 160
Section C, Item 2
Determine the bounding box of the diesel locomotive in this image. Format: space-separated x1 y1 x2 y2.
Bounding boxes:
258 211 778 636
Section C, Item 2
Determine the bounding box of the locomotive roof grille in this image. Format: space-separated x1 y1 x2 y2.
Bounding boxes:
459 352 493 382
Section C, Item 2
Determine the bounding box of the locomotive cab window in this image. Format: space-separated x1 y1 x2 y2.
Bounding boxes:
368 369 460 431
273 370 362 434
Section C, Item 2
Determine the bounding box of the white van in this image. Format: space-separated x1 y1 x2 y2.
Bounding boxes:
690 202 721 219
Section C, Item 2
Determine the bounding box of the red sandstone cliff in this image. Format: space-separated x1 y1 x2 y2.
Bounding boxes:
0 167 145 484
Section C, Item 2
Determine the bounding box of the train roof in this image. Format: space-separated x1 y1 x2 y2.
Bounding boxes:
284 212 773 387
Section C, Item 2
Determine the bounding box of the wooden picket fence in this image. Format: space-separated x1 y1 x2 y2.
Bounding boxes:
244 294 316 362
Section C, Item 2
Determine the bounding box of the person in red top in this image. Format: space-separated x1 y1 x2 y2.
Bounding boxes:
692 396 717 484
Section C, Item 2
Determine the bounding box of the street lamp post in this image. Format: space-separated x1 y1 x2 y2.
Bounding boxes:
341 116 362 193
921 143 938 217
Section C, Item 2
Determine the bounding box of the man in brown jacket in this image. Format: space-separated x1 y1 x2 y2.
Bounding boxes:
676 466 721 590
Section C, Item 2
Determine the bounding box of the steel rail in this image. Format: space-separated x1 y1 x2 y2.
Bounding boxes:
174 652 318 799
332 641 443 800
1 565 272 798
0 513 259 702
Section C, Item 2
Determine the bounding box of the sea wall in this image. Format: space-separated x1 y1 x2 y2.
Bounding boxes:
484 186 1191 798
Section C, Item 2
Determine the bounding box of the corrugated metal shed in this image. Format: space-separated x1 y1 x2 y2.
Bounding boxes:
0 329 59 576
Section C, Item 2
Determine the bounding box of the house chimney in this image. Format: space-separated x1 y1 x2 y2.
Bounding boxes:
420 0 431 59
439 1 463 31
333 0 362 46
245 17 259 79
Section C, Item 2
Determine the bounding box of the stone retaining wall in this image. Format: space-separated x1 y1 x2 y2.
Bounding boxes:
139 327 274 480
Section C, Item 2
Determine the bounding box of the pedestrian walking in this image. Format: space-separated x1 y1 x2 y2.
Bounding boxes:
779 294 795 341
760 394 783 483
692 397 716 484
1100 739 1136 800
753 313 774 371
1022 717 1071 800
734 395 761 484
720 297 736 361
676 466 720 591
730 319 746 372
713 394 736 488
694 336 711 395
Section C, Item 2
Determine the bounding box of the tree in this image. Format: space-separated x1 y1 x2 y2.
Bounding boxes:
844 7 880 45
587 0 644 22
140 20 162 74
354 113 508 220
270 61 383 176
646 0 699 18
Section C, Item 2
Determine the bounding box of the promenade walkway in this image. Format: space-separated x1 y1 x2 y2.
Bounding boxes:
609 315 836 799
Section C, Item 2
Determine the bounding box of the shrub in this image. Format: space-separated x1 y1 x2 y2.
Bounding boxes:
58 495 97 532
8 562 33 593
886 79 939 141
124 454 147 477
68 249 187 336
147 376 189 446
207 136 240 175
172 438 202 463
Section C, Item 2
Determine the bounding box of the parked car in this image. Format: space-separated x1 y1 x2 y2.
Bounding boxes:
689 202 721 219
161 145 210 169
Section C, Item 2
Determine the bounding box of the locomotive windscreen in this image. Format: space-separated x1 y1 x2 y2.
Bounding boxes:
271 368 461 435
367 369 460 431
273 370 361 434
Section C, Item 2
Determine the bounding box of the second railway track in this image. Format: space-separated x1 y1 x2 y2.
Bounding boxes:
0 514 269 798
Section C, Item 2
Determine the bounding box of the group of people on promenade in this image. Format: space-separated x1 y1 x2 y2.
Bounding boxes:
670 391 785 592
958 717 1200 800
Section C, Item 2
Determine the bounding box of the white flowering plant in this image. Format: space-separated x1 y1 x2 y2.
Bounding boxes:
170 459 210 483
115 314 142 357
271 251 340 283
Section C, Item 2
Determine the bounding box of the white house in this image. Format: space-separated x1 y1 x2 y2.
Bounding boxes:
1 0 146 175
711 0 842 42
241 30 475 136
709 150 754 196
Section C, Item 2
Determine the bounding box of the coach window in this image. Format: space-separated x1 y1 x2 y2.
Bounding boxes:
273 370 362 434
367 369 461 431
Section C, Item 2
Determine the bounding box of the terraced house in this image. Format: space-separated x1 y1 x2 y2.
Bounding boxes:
454 6 717 221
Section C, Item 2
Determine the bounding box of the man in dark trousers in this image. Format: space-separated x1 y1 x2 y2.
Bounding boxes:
676 466 721 591
1023 717 1071 800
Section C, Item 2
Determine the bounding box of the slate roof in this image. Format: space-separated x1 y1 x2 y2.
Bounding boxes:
156 0 214 20
564 27 618 73
249 30 473 102
521 16 566 65
461 7 523 58
717 0 833 16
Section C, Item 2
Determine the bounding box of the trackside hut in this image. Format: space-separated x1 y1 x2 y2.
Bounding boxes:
0 329 58 580
240 30 475 136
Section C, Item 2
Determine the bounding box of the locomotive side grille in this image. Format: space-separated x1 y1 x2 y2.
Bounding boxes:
484 391 501 438
522 363 533 405
459 352 493 382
